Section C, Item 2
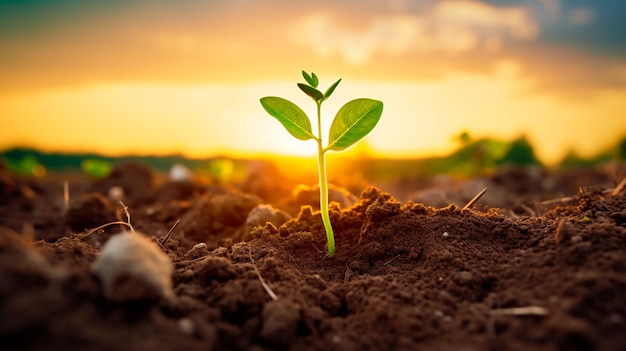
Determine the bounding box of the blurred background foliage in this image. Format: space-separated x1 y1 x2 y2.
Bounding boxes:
2 133 625 182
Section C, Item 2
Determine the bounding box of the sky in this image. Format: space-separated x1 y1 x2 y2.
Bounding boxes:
1 0 625 164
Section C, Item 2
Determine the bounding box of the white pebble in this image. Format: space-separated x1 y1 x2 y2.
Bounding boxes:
169 164 195 182
108 186 124 202
91 231 174 301
192 242 207 250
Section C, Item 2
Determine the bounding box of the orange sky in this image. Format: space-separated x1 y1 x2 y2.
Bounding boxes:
1 0 625 164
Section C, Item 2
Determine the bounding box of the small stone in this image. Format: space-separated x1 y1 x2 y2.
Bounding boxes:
178 317 195 336
91 231 174 302
169 164 195 182
192 243 207 250
442 232 449 237
108 186 125 202
571 235 583 243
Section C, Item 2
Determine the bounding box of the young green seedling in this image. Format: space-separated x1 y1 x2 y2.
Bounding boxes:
260 71 383 257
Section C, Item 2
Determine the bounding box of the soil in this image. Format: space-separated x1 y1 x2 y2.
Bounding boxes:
1 160 626 351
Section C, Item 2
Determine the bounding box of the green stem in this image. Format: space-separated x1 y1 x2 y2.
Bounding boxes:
316 101 335 256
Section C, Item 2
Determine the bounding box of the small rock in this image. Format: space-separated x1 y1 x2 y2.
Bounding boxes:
192 243 207 250
184 242 210 260
169 164 195 182
108 186 125 202
178 317 195 336
91 231 174 302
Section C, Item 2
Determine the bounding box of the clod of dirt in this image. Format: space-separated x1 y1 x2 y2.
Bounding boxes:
177 191 261 248
91 162 156 205
65 192 119 235
91 231 174 302
242 204 292 241
291 184 358 211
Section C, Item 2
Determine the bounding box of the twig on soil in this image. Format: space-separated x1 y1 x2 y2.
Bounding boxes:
539 179 625 208
78 201 135 238
118 201 134 233
383 254 401 266
462 187 488 211
310 240 324 254
539 195 577 207
248 245 278 301
611 177 626 196
160 219 181 247
78 221 133 238
490 306 549 316
554 218 569 244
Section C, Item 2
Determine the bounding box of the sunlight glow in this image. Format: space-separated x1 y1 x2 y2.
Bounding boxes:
1 0 625 165
1 73 625 164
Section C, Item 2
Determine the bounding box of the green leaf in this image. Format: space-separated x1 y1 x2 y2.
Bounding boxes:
260 97 315 141
311 72 319 87
326 98 383 151
323 78 341 100
298 83 324 101
302 71 318 88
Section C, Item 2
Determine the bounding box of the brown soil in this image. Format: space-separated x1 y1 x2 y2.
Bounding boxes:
1 161 626 351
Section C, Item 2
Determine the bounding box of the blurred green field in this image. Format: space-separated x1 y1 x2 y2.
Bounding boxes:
2 134 625 184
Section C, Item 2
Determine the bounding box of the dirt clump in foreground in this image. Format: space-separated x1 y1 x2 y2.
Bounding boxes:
0 162 625 351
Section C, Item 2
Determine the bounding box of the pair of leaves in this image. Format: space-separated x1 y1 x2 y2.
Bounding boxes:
299 71 341 103
259 97 383 152
302 71 319 87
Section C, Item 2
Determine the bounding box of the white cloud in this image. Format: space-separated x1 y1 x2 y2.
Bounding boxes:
434 1 538 40
290 0 540 65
